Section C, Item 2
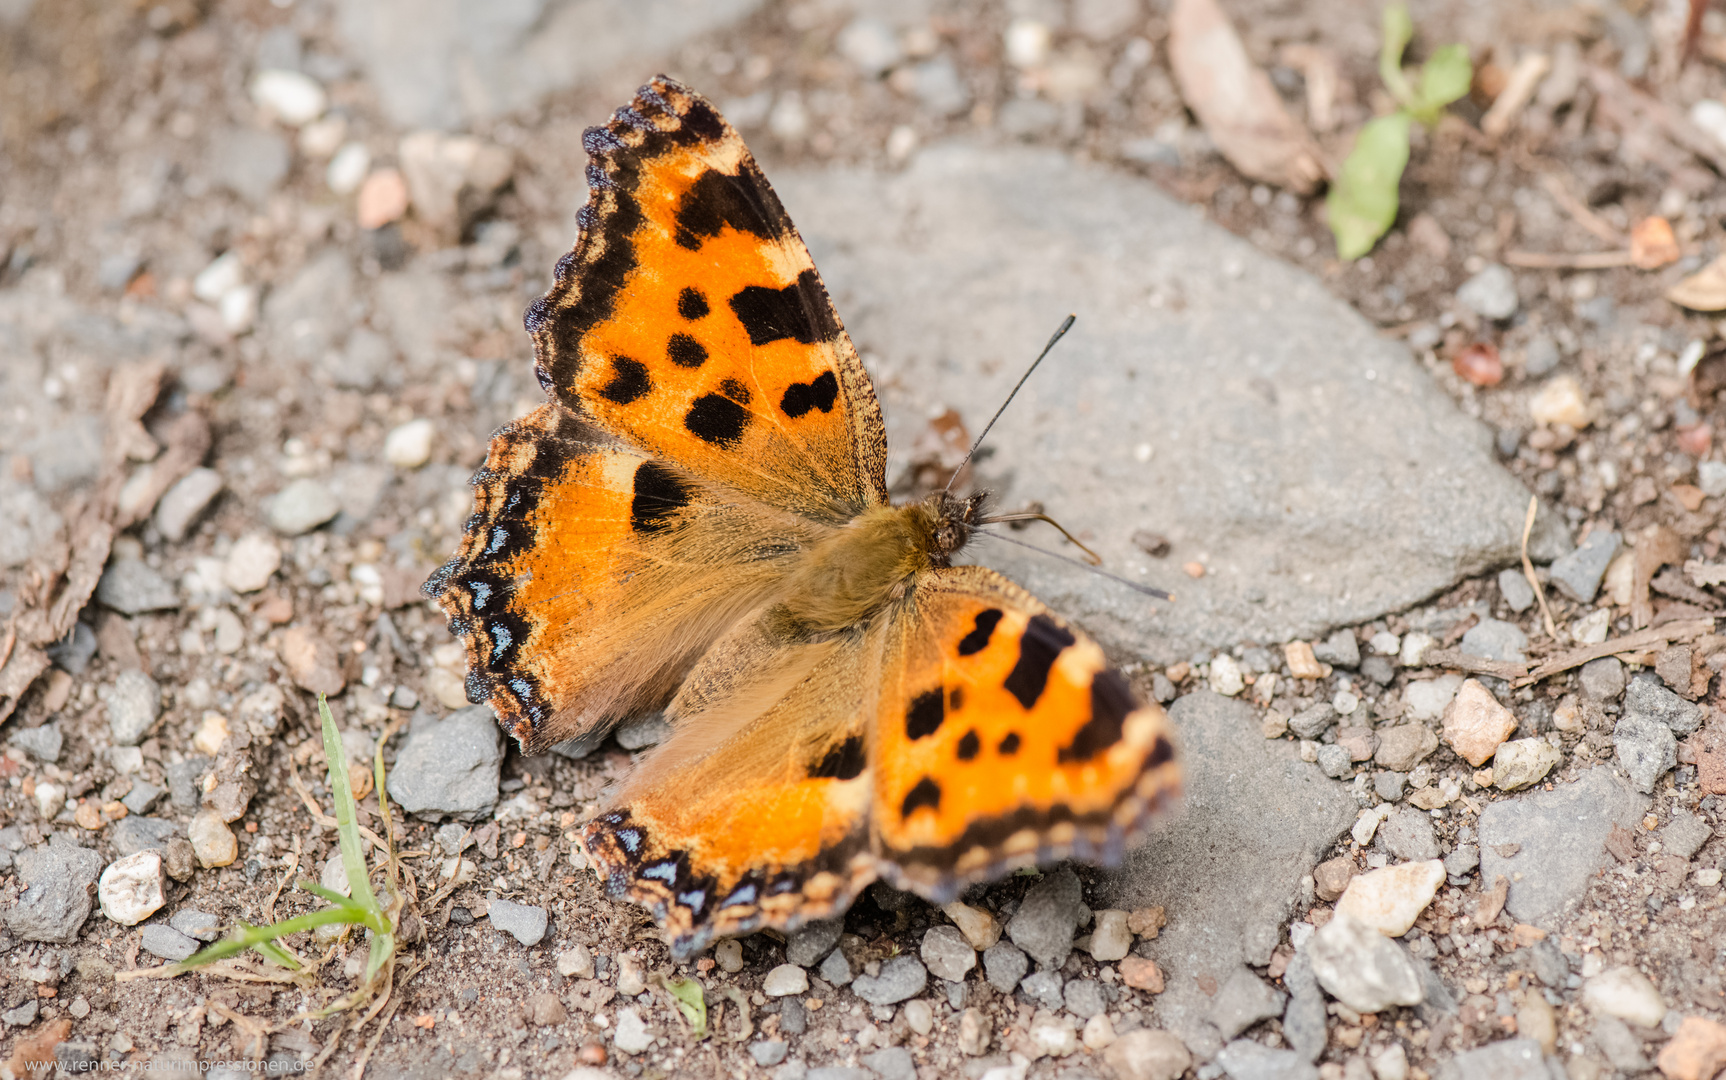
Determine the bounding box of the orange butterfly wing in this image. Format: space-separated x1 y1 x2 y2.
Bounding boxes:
525 76 887 520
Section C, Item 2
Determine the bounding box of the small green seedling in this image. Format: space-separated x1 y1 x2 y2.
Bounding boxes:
661 974 708 1038
178 694 398 1006
1327 3 1473 259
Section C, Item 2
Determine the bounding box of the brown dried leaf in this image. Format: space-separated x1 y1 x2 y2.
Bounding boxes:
1632 525 1688 629
1668 253 1726 311
1168 0 1326 194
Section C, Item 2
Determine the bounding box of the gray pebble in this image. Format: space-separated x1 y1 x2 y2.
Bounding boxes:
207 127 290 203
155 467 224 542
818 946 853 986
786 918 843 968
435 823 469 856
835 16 901 77
909 57 970 118
615 714 671 750
1313 629 1359 669
1150 673 1177 703
861 1046 914 1080
1063 978 1108 1019
1280 950 1326 1062
1377 807 1441 861
1289 703 1337 740
1209 967 1287 1039
1579 657 1626 702
1700 460 1726 499
1526 939 1568 988
1005 867 1084 968
1523 335 1560 376
1497 568 1535 614
170 908 221 943
806 1069 865 1080
750 1041 789 1067
488 898 548 946
1613 714 1677 794
1316 743 1354 779
1459 619 1527 663
851 955 927 1005
141 923 200 962
9 723 62 764
983 940 1028 993
1457 263 1519 320
2 1000 38 1027
112 816 178 856
104 670 161 746
1019 968 1064 1010
1549 530 1620 604
1433 1038 1550 1080
1663 810 1712 860
385 705 504 821
95 559 178 614
121 780 164 816
777 996 807 1035
1359 654 1397 687
166 756 213 811
267 478 341 536
1624 674 1703 736
3 836 103 942
1215 1038 1321 1080
1373 771 1407 802
97 253 143 293
1443 844 1480 880
919 925 975 981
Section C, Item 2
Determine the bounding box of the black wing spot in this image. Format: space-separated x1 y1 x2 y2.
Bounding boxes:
597 357 650 405
900 776 941 817
1004 614 1076 710
956 730 980 761
630 460 692 535
719 377 752 404
684 393 750 447
809 735 866 781
729 269 839 347
997 732 1022 756
674 169 777 251
906 690 944 741
948 686 964 711
780 371 839 419
1058 669 1135 764
1147 734 1175 768
667 333 708 368
957 609 1003 656
678 287 711 320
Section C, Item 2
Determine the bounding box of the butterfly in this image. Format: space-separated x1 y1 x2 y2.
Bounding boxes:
423 75 1181 960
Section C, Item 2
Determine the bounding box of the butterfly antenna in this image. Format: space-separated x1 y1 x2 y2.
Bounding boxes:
978 512 1103 565
942 314 1077 495
973 528 1173 601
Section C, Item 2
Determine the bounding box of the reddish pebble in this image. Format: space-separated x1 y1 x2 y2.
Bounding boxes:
356 167 409 230
1119 956 1166 993
1182 561 1205 579
578 1041 607 1065
1451 342 1503 387
1678 423 1713 458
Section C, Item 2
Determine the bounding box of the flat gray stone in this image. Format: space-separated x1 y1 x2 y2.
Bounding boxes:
267 478 342 536
861 1046 914 1080
1019 969 1064 1011
141 923 200 962
1377 806 1441 862
1062 978 1107 1019
1497 567 1535 613
818 946 853 986
206 127 290 202
121 780 164 816
983 940 1028 993
1005 866 1084 968
95 559 178 614
1097 692 1355 1055
786 918 843 967
8 723 61 764
1208 967 1285 1039
778 144 1569 662
112 816 178 857
487 898 547 946
1312 629 1359 669
1456 263 1520 321
170 908 221 942
1579 657 1626 701
919 924 975 981
1663 810 1712 860
104 669 161 746
3 836 103 943
1433 1038 1550 1080
1280 949 1326 1062
166 756 212 811
1459 618 1527 663
750 1041 788 1066
155 467 224 542
385 704 504 821
1549 529 1620 603
1478 766 1647 925
615 714 671 750
850 955 926 1006
1614 714 1677 794
1214 1038 1320 1080
1624 674 1703 736
335 0 766 130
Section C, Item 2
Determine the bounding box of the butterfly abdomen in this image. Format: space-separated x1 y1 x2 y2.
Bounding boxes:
777 503 942 632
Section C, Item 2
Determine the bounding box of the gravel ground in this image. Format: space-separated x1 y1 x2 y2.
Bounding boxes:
4 2 1726 1079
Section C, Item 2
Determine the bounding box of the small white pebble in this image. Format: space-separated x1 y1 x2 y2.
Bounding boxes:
763 963 808 997
384 418 436 469
250 69 328 125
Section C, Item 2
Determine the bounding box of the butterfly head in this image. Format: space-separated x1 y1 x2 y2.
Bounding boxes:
925 490 988 567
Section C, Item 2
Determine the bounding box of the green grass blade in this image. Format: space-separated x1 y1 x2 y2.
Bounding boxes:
1326 112 1412 259
1414 43 1473 121
318 695 381 917
1378 2 1415 108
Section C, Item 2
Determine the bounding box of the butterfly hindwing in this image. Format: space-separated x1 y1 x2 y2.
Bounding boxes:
525 75 888 521
870 566 1181 898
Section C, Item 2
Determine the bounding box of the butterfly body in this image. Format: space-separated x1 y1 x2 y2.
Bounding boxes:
426 76 1181 959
